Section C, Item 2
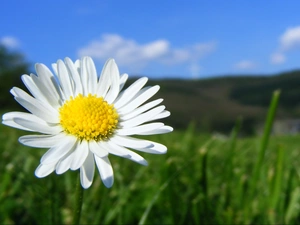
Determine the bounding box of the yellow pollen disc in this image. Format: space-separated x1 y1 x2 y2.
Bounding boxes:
59 94 119 141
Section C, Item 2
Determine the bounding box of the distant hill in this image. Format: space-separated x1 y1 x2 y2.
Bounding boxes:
2 68 300 135
139 70 300 135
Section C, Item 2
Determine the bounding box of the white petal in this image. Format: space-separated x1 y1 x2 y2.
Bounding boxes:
19 133 66 148
3 111 61 134
35 162 56 178
104 59 120 104
107 141 148 165
55 150 74 174
118 85 160 114
75 59 81 71
148 110 171 121
80 57 89 96
13 117 62 134
40 135 77 164
117 122 164 136
88 140 108 158
114 77 148 108
2 112 36 131
70 140 89 170
35 63 63 104
86 57 97 94
94 156 114 188
64 57 83 96
138 125 173 135
73 60 81 82
119 73 128 91
110 135 154 149
51 63 58 75
80 150 95 189
57 59 74 99
15 97 59 124
11 87 59 123
96 59 112 97
30 73 63 108
120 105 165 128
134 141 167 154
120 99 163 120
14 97 58 124
21 75 49 105
101 142 130 158
2 120 32 131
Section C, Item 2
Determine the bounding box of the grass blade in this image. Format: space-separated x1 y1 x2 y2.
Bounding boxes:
138 176 173 225
268 144 284 224
285 187 300 224
252 90 281 188
246 90 280 222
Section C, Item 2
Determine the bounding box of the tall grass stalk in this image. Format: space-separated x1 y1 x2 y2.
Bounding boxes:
224 118 241 203
138 159 190 225
268 144 285 224
246 90 281 222
138 177 172 225
218 118 241 224
285 187 300 224
253 90 281 188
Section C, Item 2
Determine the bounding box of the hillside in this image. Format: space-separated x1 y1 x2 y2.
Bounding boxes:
142 70 300 135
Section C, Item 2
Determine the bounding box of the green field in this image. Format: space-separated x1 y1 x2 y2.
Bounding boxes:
1 93 300 225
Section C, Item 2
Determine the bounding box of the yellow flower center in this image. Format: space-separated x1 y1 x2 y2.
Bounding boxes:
59 94 119 141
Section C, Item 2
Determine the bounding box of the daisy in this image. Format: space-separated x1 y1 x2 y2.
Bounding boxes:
2 57 173 189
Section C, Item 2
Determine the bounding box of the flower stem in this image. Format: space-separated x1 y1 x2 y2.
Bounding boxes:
72 173 84 225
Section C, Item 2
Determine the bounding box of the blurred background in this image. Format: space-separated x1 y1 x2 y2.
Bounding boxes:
1 0 300 135
2 1 300 224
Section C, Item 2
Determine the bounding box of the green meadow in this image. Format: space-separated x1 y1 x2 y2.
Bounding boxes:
1 92 300 225
2 47 300 224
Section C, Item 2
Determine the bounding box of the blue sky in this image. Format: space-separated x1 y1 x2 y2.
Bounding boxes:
1 0 300 79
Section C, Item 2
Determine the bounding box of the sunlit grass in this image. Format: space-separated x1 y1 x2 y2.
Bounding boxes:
1 92 300 224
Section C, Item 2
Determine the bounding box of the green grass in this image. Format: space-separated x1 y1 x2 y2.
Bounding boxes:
1 127 300 224
1 92 300 224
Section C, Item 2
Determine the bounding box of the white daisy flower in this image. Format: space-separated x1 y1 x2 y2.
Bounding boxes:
2 57 173 189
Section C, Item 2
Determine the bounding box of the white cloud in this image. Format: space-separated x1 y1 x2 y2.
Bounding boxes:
0 36 20 48
270 52 286 64
78 34 217 70
270 26 300 64
233 60 257 70
279 26 300 51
